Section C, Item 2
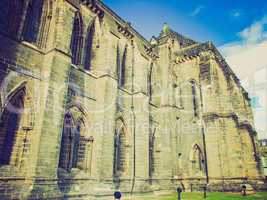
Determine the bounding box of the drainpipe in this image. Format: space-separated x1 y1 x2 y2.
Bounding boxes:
130 40 136 194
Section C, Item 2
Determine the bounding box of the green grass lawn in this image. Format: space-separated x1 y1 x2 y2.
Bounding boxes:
127 192 267 200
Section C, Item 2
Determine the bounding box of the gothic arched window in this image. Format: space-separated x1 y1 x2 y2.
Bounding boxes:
148 64 153 100
191 81 199 117
200 63 211 85
72 118 82 168
118 47 127 87
58 107 92 172
37 0 53 48
149 127 156 178
114 119 127 176
58 113 83 171
0 86 26 166
23 0 44 43
0 0 24 36
84 21 95 70
58 113 74 171
70 12 84 65
116 45 121 79
0 0 10 31
190 144 204 172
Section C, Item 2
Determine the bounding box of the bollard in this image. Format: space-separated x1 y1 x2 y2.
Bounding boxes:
177 187 182 200
114 191 122 200
242 185 247 196
203 185 207 198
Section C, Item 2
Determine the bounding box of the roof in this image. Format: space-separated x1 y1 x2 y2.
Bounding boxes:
157 23 198 48
175 41 252 101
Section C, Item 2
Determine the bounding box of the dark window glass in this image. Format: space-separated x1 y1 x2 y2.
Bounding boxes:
84 22 95 70
119 48 127 87
191 83 198 117
23 0 44 43
114 126 126 176
0 88 25 165
58 114 74 171
58 113 81 171
70 13 83 65
0 0 10 31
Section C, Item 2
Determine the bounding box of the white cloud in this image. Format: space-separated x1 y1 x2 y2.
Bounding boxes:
239 16 267 43
230 9 242 18
230 9 246 19
219 15 267 139
221 41 267 78
190 5 204 17
220 15 267 58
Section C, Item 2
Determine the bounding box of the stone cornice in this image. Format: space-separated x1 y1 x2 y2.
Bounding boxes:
81 0 104 18
144 45 158 60
66 0 80 9
117 22 134 39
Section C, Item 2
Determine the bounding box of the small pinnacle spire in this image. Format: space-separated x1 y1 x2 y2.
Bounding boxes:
162 22 170 36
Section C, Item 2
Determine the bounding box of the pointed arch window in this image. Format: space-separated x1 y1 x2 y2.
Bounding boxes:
200 63 211 85
148 63 154 101
70 12 84 65
23 0 44 43
190 144 204 172
84 21 95 70
72 118 82 168
58 109 91 172
149 127 156 178
116 45 121 79
58 113 75 171
0 86 26 166
37 0 53 48
114 119 127 176
58 114 82 171
118 47 127 87
0 0 23 36
0 0 10 31
191 81 199 117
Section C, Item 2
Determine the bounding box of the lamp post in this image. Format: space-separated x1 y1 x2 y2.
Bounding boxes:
114 191 122 200
190 183 193 192
177 187 182 200
203 185 207 198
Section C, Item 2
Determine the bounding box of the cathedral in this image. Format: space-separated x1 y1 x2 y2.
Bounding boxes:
0 0 265 199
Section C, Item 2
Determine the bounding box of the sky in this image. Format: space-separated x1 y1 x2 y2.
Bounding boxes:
103 0 267 46
103 0 267 138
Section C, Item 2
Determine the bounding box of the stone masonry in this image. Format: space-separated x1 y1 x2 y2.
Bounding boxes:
0 0 265 199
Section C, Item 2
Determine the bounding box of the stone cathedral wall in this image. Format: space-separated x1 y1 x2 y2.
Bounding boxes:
0 0 265 199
